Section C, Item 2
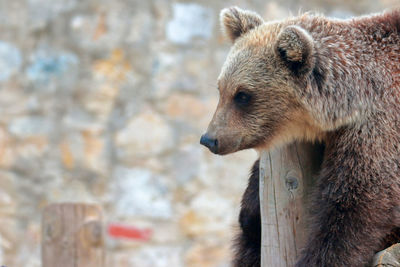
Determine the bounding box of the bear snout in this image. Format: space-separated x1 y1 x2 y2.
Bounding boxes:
200 133 219 154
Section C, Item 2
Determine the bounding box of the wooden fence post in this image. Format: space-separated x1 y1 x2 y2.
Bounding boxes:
259 142 323 267
42 203 105 267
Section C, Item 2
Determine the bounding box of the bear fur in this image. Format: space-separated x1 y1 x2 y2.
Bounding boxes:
235 159 400 267
200 7 400 267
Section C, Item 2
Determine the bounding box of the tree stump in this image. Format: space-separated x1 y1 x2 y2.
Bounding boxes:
42 203 105 267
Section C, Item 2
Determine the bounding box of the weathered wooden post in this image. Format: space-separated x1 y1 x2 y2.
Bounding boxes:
259 142 323 267
42 203 105 267
259 143 400 267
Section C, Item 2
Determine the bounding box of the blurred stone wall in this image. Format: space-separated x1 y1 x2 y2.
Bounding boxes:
0 0 397 266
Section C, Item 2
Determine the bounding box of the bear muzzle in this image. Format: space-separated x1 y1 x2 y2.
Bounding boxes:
200 133 219 154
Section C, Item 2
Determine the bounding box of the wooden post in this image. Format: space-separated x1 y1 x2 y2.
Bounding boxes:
42 203 105 267
259 142 323 267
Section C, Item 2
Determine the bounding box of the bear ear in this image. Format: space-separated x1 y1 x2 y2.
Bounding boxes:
220 7 264 43
275 25 315 75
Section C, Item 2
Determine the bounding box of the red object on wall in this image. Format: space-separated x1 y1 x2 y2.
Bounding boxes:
108 223 152 241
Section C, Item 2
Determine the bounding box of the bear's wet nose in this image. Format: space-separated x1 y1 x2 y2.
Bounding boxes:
200 133 218 153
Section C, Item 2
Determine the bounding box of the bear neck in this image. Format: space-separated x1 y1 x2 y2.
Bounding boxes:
320 113 400 205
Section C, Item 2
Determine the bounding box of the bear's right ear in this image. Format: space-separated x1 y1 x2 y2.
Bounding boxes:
275 25 315 75
220 7 264 43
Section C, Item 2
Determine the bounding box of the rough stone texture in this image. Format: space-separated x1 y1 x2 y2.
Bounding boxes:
372 244 400 267
0 0 397 266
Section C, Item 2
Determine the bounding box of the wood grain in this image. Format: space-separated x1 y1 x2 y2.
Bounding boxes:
42 203 104 267
259 142 323 267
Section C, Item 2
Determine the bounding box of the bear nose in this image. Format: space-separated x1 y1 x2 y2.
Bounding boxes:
200 133 218 153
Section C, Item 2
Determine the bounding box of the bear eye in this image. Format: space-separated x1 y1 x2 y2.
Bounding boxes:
234 91 252 106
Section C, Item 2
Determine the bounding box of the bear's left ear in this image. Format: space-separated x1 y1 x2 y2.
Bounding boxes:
220 7 264 43
275 25 315 75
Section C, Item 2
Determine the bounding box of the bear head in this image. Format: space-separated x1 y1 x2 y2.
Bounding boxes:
201 7 324 155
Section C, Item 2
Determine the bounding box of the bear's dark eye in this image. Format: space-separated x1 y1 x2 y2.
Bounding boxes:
234 91 252 106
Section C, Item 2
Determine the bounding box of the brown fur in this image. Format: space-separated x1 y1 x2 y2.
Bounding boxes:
233 160 261 267
201 7 400 267
236 157 400 267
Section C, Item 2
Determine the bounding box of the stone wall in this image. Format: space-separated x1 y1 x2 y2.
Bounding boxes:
0 0 397 266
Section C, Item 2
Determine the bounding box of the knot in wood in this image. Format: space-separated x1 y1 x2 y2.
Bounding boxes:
44 224 56 241
43 216 62 242
285 176 299 191
82 220 103 247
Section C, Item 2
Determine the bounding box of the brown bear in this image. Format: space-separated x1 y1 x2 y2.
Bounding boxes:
200 7 400 267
